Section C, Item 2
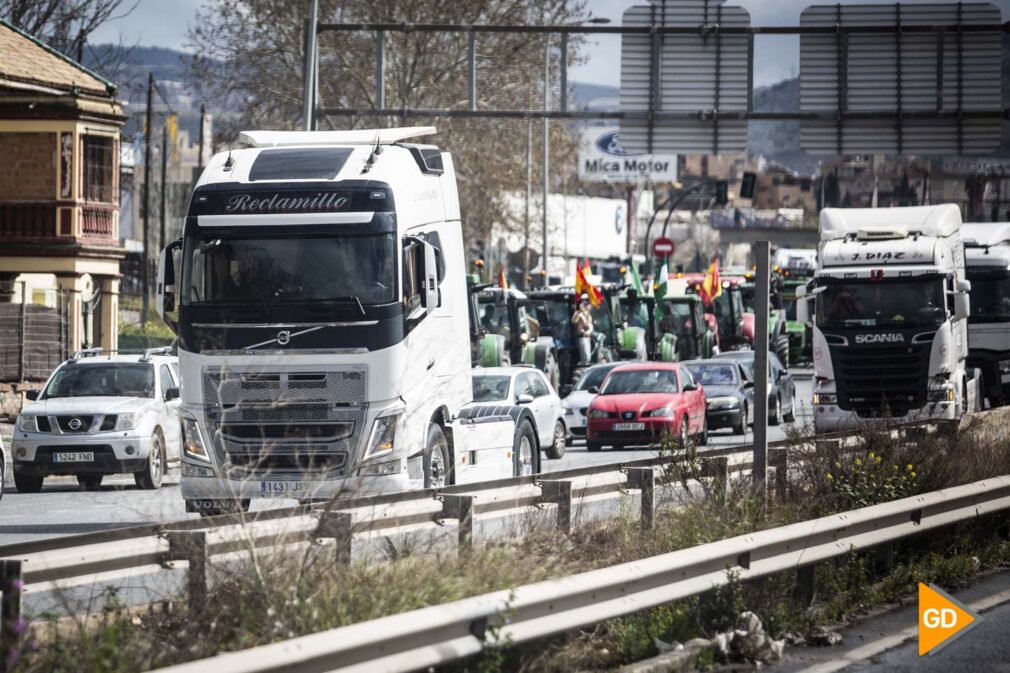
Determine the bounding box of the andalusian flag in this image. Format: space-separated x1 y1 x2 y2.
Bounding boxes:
654 262 669 318
699 258 722 307
628 263 645 295
498 265 508 290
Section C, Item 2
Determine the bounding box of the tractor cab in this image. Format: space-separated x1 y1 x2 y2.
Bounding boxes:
529 286 619 385
681 274 749 351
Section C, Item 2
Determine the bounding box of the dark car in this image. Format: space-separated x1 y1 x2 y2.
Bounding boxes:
718 350 796 425
682 359 754 435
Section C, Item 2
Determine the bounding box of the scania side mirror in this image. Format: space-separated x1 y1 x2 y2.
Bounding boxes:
156 239 183 332
954 292 970 321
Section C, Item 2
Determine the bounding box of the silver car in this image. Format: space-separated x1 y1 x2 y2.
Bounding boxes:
11 348 181 492
471 366 568 459
560 362 623 443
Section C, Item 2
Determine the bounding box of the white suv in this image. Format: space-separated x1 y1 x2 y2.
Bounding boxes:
11 348 181 492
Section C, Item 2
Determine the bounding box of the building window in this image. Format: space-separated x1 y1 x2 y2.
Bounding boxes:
83 135 115 203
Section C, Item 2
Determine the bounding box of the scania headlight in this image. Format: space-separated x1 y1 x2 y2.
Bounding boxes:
812 393 837 405
643 405 674 418
181 416 211 463
115 413 141 431
363 414 399 461
707 396 740 409
16 415 36 432
588 409 611 419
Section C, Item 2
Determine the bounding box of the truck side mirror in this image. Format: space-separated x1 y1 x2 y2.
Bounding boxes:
156 239 183 332
954 292 970 321
422 241 440 314
956 279 972 293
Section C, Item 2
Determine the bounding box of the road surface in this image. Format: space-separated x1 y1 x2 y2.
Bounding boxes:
0 376 812 544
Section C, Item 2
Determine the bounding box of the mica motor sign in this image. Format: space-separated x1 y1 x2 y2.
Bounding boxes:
579 127 678 184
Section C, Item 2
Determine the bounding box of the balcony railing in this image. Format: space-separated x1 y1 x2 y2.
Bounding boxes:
80 203 116 240
0 202 55 239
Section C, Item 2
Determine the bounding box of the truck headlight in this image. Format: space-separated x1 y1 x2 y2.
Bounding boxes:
116 413 141 431
812 393 837 405
363 414 398 461
181 416 211 462
16 415 37 432
707 396 740 409
927 387 955 403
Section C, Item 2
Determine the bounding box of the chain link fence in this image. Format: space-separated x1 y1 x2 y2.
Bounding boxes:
0 281 70 382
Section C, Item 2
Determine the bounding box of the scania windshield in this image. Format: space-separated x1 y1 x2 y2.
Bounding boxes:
182 232 397 307
816 278 946 329
966 271 1010 323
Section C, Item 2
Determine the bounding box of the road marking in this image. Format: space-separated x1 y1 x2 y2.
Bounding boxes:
793 586 1010 673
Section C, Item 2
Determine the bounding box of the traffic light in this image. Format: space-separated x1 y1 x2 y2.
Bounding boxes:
715 180 729 206
739 171 757 200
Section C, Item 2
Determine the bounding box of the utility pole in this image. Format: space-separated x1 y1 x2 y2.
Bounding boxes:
523 112 532 288
303 0 319 131
198 104 206 170
753 241 770 498
142 72 154 327
160 125 168 251
541 35 549 285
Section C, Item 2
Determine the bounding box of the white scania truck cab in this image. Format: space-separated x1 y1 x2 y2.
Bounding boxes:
156 127 532 514
799 205 974 432
963 222 1010 407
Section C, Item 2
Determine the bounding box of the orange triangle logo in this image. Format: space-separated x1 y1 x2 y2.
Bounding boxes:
918 583 979 656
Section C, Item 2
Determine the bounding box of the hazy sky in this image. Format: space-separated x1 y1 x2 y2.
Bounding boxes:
90 0 1010 88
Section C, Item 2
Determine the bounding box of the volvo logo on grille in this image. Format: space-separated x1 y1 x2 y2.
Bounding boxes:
68 417 83 430
276 330 291 346
622 411 636 420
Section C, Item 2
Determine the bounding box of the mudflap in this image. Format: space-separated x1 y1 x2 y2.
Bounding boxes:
478 333 508 367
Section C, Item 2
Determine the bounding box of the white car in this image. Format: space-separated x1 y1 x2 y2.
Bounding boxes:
471 366 567 459
11 348 182 492
560 362 624 443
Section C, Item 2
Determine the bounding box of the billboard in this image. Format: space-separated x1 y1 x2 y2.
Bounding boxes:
579 127 678 184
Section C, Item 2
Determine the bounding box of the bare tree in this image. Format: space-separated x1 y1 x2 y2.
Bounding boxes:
188 0 587 252
0 0 138 79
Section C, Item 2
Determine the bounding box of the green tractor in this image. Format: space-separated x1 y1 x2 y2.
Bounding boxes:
527 286 621 386
780 277 813 365
736 270 791 367
468 281 561 388
618 291 718 362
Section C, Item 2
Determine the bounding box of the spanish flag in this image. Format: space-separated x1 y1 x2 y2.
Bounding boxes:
700 258 722 307
576 259 603 308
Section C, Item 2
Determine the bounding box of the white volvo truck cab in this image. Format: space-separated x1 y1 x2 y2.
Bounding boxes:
156 127 528 515
799 205 974 432
963 222 1010 407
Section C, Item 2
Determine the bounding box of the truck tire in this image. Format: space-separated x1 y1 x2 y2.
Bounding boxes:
545 419 566 460
513 419 539 477
423 423 451 489
13 471 43 493
135 431 165 490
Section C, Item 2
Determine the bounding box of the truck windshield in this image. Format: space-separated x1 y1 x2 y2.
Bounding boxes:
816 279 946 329
966 273 1010 323
182 233 397 306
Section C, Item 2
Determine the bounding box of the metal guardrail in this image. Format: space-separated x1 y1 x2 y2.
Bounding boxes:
148 473 1010 673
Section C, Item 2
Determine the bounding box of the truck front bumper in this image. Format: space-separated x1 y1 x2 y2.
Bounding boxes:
814 400 958 433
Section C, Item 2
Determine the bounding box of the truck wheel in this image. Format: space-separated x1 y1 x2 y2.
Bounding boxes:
135 431 165 490
423 423 451 489
513 419 538 477
77 474 103 491
14 471 43 493
545 420 566 460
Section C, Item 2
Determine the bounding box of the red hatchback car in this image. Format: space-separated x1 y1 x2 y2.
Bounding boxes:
585 362 707 452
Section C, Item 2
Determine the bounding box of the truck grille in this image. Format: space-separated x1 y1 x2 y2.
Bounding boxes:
830 338 932 418
202 366 367 478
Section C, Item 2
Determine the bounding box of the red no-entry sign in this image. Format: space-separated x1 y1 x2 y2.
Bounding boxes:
652 237 675 257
